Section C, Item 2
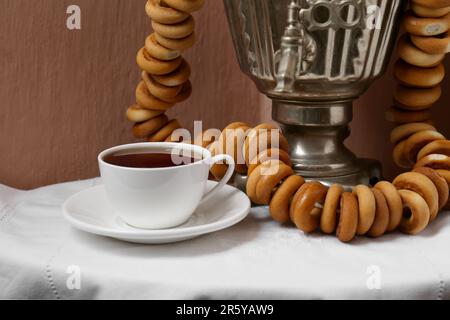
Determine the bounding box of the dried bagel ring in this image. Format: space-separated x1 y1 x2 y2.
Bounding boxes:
411 31 450 54
245 160 264 203
412 0 450 9
255 163 294 205
161 81 192 103
244 124 289 165
398 190 430 235
246 160 279 203
208 142 230 180
352 185 376 235
417 139 450 160
164 0 205 13
394 60 445 88
133 114 169 138
393 140 414 169
145 0 189 24
412 2 450 18
136 47 182 75
393 172 439 221
367 188 390 238
394 85 441 111
136 81 174 111
270 175 305 223
151 16 195 39
245 133 290 167
154 32 196 51
390 122 436 145
227 124 252 174
436 169 450 181
290 181 328 233
145 33 182 61
435 170 450 208
413 167 449 210
397 35 445 68
152 59 191 87
148 119 182 142
126 104 163 123
403 11 450 36
142 71 182 100
247 148 292 176
385 107 432 124
214 122 250 175
403 130 446 164
415 154 450 171
336 192 359 243
320 184 344 234
215 122 249 149
374 181 403 232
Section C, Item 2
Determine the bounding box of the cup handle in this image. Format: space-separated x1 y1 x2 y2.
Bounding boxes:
201 154 235 204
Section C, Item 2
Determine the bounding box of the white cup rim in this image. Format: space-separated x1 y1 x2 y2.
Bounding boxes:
98 142 212 172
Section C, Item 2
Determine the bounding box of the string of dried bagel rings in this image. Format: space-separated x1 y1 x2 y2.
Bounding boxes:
127 0 204 142
126 0 450 242
387 0 450 208
201 121 449 242
388 0 450 171
205 0 450 242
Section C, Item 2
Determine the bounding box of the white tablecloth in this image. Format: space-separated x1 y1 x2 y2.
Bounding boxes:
0 178 449 300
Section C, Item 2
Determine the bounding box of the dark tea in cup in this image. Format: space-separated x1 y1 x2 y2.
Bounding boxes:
103 151 200 169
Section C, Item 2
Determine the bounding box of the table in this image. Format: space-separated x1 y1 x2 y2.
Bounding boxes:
0 179 449 299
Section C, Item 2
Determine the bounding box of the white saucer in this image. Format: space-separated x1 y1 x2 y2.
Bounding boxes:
62 181 250 244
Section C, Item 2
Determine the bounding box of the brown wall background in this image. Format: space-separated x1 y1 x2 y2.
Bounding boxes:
0 0 449 190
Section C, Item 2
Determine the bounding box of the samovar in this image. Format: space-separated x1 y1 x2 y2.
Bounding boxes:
224 0 405 188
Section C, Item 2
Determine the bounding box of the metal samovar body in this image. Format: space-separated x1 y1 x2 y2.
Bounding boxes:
224 0 405 188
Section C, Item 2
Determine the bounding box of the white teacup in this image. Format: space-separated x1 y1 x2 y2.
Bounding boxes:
98 142 235 229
